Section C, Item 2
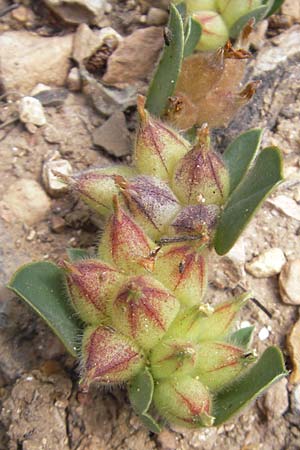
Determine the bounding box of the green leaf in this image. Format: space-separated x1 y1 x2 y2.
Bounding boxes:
67 248 90 261
184 17 202 57
263 0 284 17
175 1 187 19
7 262 82 357
215 147 283 255
139 413 161 434
213 346 287 425
229 6 268 38
224 129 263 194
146 4 184 117
128 368 154 415
229 326 255 348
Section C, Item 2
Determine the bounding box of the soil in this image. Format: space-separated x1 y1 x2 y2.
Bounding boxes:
0 1 300 450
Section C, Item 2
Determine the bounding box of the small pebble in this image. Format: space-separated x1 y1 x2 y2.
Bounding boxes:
42 158 72 198
258 327 269 341
245 248 286 278
279 259 300 305
19 96 46 127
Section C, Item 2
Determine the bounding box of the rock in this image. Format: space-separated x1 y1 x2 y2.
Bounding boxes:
67 67 82 92
279 259 300 305
92 111 131 157
43 124 62 144
281 0 300 22
157 429 178 450
291 384 300 414
245 248 286 278
211 238 246 289
82 72 137 116
263 378 289 419
50 216 66 233
102 26 164 87
268 195 300 221
287 318 300 383
30 83 51 96
42 158 73 198
73 24 122 65
0 32 73 94
18 96 46 127
258 327 270 341
2 179 51 226
43 0 106 25
34 88 69 107
147 7 168 26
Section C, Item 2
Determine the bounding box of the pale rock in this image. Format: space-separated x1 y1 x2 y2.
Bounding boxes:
245 248 286 278
279 259 300 305
211 238 246 289
287 318 300 383
268 195 300 221
258 327 269 341
43 124 62 144
42 158 73 198
43 0 106 25
0 32 73 94
2 179 51 225
263 378 289 419
73 24 122 65
92 111 131 157
18 96 46 127
30 83 51 96
254 26 300 76
281 0 300 22
291 384 300 414
67 67 82 92
103 26 164 87
147 7 168 26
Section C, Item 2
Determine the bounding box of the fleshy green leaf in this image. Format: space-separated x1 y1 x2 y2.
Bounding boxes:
224 129 263 194
67 248 90 261
7 262 82 357
213 346 287 425
139 413 162 433
128 368 154 415
146 4 184 116
184 17 202 57
229 6 268 38
229 326 255 348
263 0 284 17
215 147 283 255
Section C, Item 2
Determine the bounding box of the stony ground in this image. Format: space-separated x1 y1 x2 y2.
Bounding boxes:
0 1 300 449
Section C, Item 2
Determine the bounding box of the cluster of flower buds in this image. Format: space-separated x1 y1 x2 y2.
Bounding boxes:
60 97 258 429
173 0 264 51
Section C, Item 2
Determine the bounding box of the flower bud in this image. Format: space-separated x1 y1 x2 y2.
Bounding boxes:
217 0 262 29
170 204 219 238
153 376 214 428
172 131 230 206
117 175 181 241
81 325 145 390
196 341 256 391
192 11 229 52
167 293 250 342
62 259 124 324
153 245 208 307
150 338 199 379
133 96 190 182
66 166 135 216
98 198 156 275
111 275 180 350
186 0 217 12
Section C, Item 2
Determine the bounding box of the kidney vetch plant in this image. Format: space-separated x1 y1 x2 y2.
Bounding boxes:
8 5 286 433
